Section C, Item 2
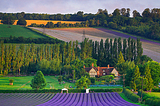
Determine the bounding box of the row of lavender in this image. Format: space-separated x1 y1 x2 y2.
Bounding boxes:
0 93 55 106
38 92 139 106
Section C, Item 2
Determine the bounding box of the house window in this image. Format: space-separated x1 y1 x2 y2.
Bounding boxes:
103 70 105 72
103 73 105 75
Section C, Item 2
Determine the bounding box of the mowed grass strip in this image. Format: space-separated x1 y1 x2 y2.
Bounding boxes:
0 20 81 26
0 76 75 90
0 24 46 38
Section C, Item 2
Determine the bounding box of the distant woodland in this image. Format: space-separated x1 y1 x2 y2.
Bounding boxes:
1 8 160 41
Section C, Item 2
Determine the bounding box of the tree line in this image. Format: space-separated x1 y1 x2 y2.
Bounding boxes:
1 8 160 41
0 35 63 44
0 37 144 76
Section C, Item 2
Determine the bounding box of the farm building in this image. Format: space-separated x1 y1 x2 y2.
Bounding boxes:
84 63 120 78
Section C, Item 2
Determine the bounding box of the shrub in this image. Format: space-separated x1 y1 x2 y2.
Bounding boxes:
123 87 140 103
30 71 47 90
9 79 14 83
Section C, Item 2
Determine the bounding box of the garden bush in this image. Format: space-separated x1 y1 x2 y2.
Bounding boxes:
123 87 140 103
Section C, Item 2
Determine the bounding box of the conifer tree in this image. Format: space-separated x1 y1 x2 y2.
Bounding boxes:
117 51 125 65
130 65 140 91
144 65 154 91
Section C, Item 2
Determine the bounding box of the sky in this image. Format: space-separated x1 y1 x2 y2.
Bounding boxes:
0 0 160 15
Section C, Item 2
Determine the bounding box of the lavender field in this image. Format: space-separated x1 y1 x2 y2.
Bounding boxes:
0 93 55 106
0 92 139 106
38 92 138 106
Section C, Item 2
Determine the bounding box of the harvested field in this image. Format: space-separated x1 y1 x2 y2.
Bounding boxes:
31 27 160 62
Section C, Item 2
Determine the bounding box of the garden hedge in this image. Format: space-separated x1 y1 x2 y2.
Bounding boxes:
123 87 140 103
137 89 160 106
0 88 122 93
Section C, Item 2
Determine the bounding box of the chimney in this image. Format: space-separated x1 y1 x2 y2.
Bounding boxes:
84 65 85 68
108 64 109 69
92 63 94 67
98 66 100 76
97 71 99 77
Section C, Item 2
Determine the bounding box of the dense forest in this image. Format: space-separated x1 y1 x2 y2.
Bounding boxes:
1 8 160 41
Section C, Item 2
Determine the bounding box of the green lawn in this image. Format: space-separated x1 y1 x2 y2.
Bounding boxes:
0 76 75 90
147 92 160 98
0 24 45 38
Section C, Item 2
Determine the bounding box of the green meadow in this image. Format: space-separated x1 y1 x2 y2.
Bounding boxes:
0 24 45 38
0 76 75 90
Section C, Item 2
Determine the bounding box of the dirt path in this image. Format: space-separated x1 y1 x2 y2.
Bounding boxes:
31 27 160 62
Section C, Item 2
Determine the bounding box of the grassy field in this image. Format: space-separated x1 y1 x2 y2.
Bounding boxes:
0 24 46 38
147 92 160 98
0 20 80 26
0 76 75 90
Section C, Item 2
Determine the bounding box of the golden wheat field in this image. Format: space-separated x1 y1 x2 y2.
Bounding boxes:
0 20 80 26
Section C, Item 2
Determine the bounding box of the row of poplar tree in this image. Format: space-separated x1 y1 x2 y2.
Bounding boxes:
0 37 143 75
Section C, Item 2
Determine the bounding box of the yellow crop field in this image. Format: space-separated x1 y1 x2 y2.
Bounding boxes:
0 20 81 26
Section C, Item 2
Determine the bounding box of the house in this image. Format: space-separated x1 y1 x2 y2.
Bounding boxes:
84 63 120 78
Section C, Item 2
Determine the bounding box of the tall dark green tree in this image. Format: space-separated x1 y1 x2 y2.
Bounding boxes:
17 18 27 26
1 15 15 25
123 39 127 60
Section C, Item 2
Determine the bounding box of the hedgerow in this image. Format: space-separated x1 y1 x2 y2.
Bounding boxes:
123 87 140 103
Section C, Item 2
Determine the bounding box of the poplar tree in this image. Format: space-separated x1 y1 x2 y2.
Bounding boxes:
118 37 122 54
137 38 143 58
104 38 109 65
71 41 75 62
113 38 118 61
50 44 53 60
123 39 127 60
8 44 12 72
0 41 5 74
11 44 16 74
127 37 131 61
4 45 9 75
